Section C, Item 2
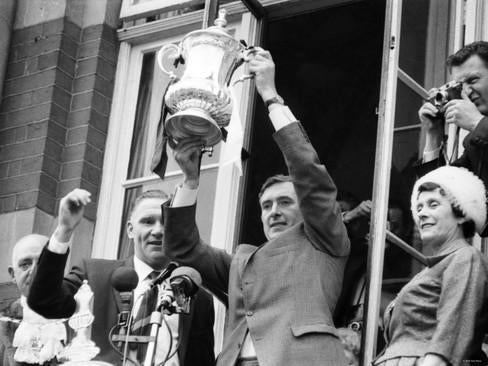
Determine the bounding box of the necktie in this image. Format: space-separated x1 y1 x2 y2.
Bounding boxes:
131 271 159 363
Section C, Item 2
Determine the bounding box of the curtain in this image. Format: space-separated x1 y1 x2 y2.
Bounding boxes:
117 54 155 259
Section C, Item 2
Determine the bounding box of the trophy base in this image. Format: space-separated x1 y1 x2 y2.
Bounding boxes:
165 108 222 147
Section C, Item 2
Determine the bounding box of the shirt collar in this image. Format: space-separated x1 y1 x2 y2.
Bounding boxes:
425 238 468 267
133 255 156 284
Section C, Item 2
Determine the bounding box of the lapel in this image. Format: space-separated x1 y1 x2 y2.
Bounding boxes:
237 244 260 276
111 257 135 314
176 295 195 365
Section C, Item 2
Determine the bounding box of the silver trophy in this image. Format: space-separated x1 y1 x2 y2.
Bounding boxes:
60 280 113 366
157 9 250 147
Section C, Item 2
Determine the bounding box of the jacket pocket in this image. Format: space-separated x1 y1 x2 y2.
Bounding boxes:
291 323 339 338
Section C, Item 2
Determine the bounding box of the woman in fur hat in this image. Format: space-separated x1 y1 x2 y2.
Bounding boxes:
374 166 488 366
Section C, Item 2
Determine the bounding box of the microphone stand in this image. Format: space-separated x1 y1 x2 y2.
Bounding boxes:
143 296 175 366
143 306 163 366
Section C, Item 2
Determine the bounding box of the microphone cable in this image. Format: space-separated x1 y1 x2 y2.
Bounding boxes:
108 322 140 366
155 314 174 366
108 291 145 366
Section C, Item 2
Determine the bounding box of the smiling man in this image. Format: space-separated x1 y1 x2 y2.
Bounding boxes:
418 41 488 207
163 48 350 366
27 189 215 366
258 175 304 240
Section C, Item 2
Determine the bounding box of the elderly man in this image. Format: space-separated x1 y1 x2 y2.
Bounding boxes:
163 48 350 366
418 41 488 189
27 189 215 366
0 234 64 366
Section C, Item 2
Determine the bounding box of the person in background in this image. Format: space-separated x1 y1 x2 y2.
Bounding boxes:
374 166 488 366
0 234 64 366
418 41 488 198
334 195 371 329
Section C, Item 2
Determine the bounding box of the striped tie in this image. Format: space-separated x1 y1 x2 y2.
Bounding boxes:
131 271 159 362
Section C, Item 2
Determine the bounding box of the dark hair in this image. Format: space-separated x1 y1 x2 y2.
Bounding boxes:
446 41 488 71
417 182 475 238
258 174 293 199
130 189 169 215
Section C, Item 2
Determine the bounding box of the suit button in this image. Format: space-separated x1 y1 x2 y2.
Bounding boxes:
246 311 254 316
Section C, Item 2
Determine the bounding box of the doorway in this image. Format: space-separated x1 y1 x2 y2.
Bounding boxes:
240 0 387 245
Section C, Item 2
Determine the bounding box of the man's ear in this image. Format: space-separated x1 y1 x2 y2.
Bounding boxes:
8 266 15 281
127 220 134 239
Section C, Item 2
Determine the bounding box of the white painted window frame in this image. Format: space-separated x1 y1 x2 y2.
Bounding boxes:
120 0 202 21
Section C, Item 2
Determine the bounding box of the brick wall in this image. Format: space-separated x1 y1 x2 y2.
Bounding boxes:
0 15 119 303
0 17 118 222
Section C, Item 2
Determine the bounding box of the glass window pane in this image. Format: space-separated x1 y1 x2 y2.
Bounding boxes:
117 167 218 259
127 53 156 179
399 0 452 89
127 51 222 180
394 79 424 128
118 186 143 259
390 129 420 213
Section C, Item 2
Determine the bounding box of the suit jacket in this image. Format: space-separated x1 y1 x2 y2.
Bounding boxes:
27 252 215 366
163 122 351 366
374 240 488 365
0 299 22 366
418 116 488 185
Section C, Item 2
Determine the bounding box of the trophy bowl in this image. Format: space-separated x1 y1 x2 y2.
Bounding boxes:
157 9 246 147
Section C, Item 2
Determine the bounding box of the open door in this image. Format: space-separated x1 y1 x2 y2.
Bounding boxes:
362 0 462 364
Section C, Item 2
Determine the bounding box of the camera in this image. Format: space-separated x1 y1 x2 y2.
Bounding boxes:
427 81 463 115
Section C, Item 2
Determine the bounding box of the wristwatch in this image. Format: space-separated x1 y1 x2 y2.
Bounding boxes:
264 95 284 109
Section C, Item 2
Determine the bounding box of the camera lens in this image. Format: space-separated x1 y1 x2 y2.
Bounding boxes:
434 91 448 104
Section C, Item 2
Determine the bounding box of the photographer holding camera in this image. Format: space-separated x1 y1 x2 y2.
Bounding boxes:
418 41 488 191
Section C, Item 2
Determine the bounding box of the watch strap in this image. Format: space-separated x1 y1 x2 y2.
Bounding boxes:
264 95 284 108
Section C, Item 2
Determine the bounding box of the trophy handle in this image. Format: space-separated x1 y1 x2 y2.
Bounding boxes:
231 47 257 86
157 43 182 79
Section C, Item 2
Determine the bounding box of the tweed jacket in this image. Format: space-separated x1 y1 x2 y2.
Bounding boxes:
163 122 351 366
374 240 488 365
27 250 215 366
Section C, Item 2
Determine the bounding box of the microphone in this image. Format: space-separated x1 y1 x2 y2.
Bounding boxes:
111 266 139 327
149 261 179 288
169 266 202 296
169 267 202 313
159 285 175 312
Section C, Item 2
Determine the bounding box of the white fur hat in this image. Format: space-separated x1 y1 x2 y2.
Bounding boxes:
410 166 487 234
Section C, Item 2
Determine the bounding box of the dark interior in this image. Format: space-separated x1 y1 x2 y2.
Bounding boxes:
240 0 387 245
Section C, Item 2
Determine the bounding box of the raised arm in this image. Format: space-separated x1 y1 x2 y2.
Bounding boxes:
27 189 91 318
163 139 232 305
248 48 350 256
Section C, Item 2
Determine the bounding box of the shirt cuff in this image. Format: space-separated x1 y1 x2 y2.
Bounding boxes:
172 184 198 207
268 105 298 131
423 146 441 163
47 235 71 254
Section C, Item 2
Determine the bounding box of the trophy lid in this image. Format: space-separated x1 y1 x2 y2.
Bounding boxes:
183 8 240 42
207 9 231 34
